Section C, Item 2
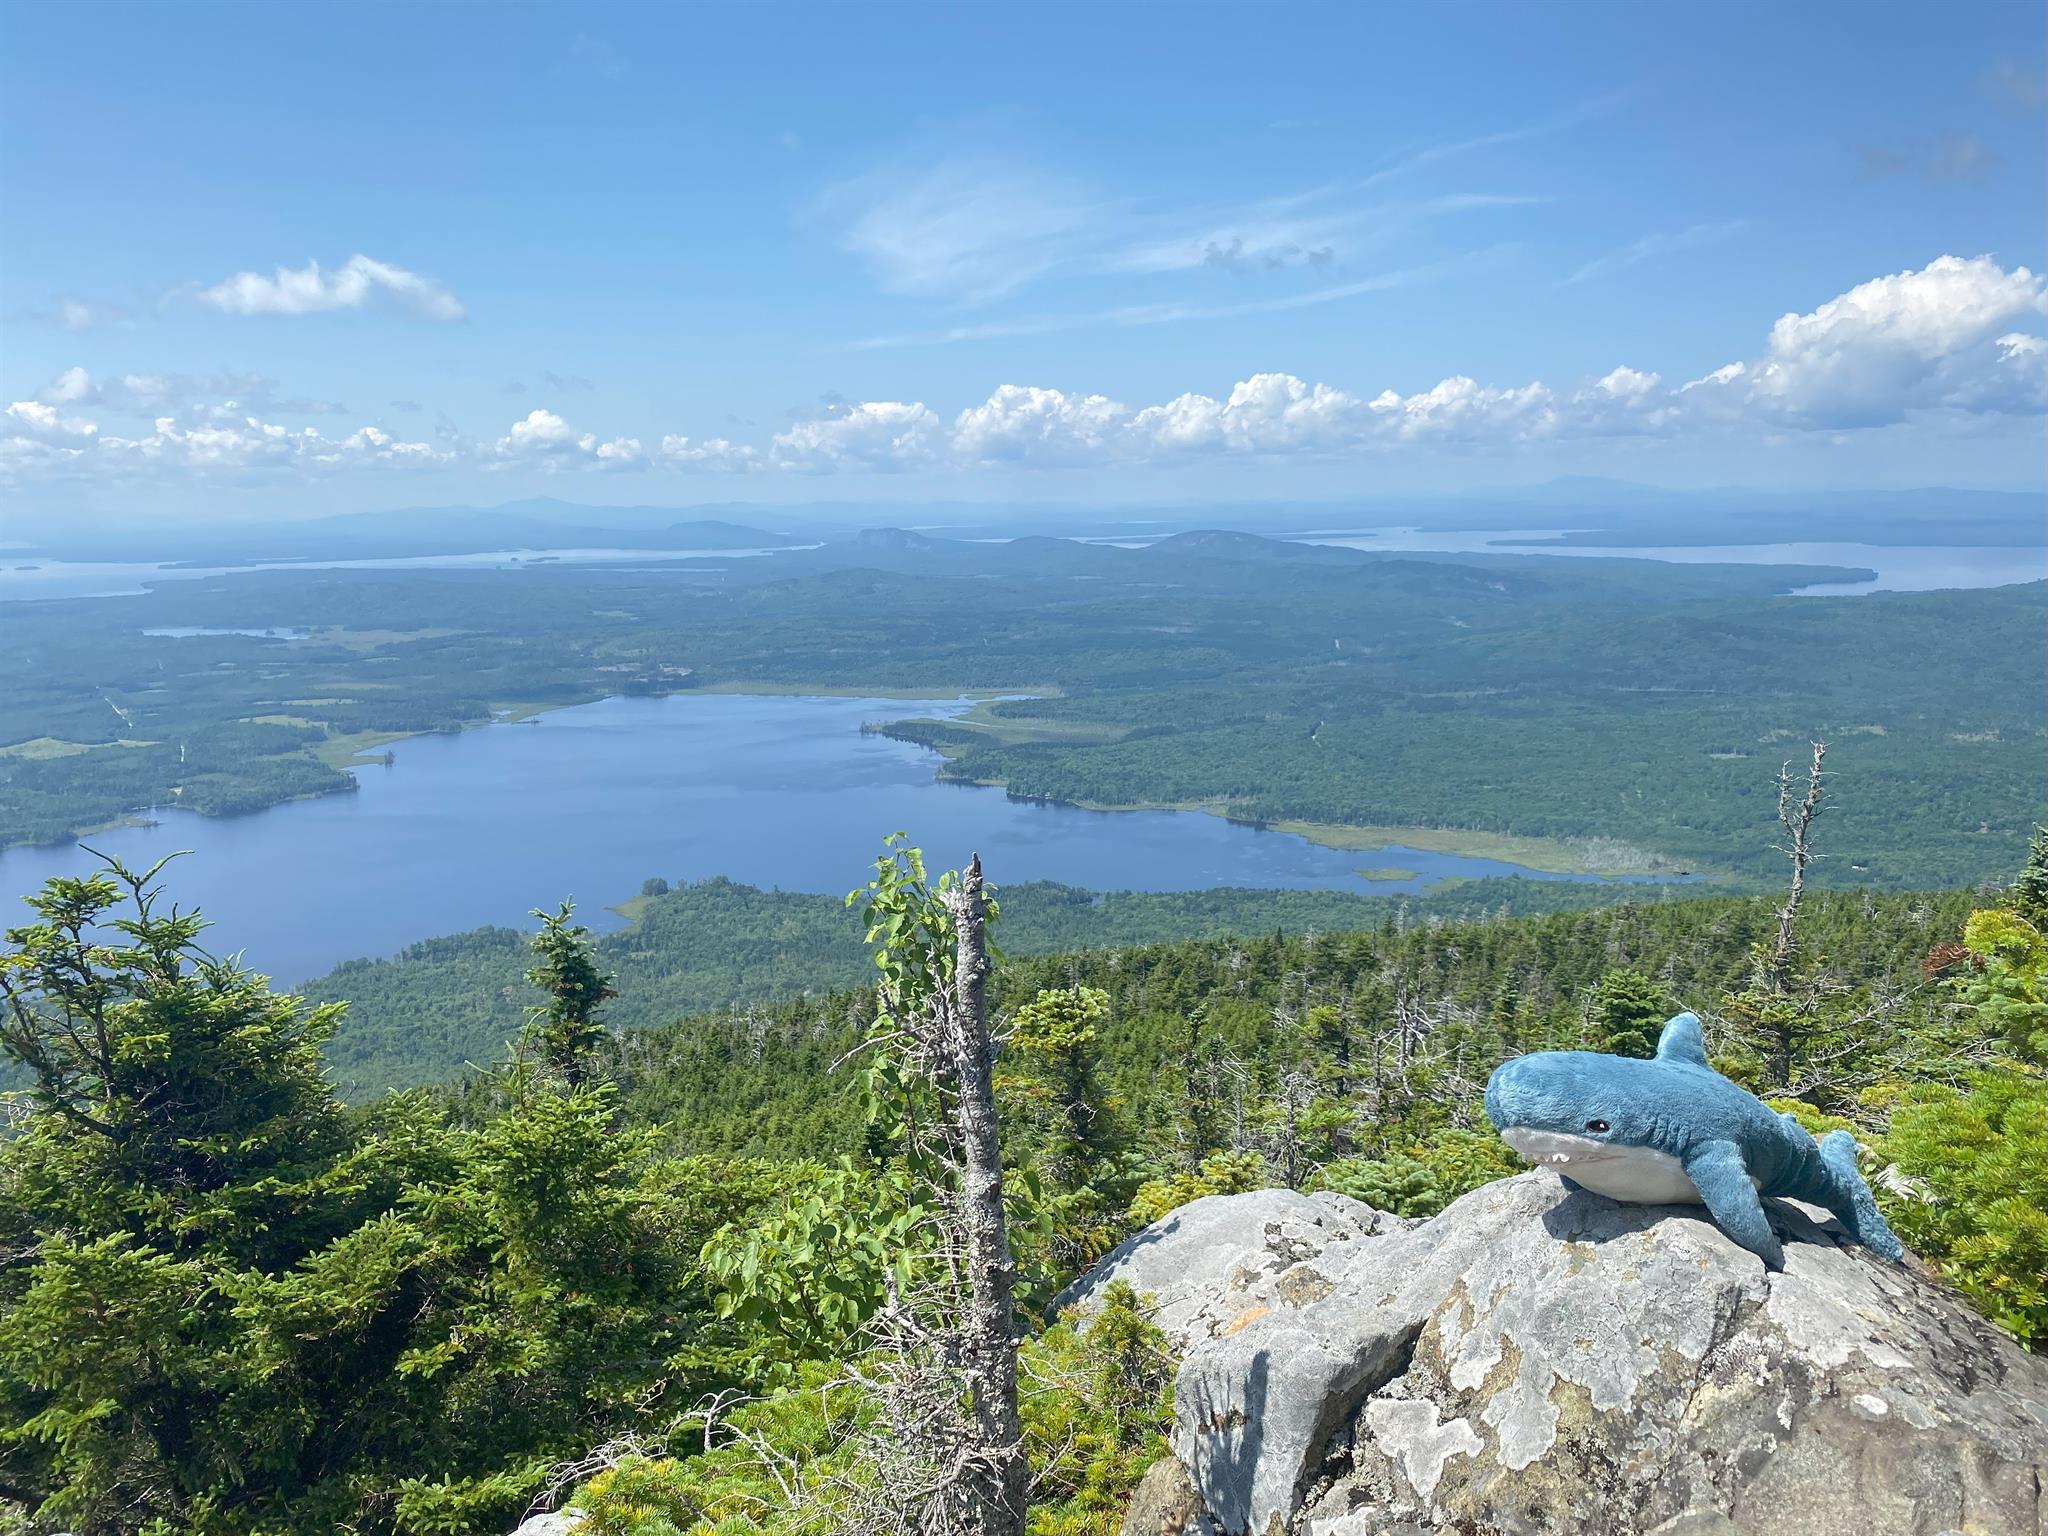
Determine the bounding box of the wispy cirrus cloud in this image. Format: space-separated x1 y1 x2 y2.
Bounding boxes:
849 248 1512 350
1104 193 1544 280
1559 220 1747 288
810 96 1605 364
820 159 1106 305
816 96 1603 316
190 254 466 320
822 163 1540 316
1354 88 1632 189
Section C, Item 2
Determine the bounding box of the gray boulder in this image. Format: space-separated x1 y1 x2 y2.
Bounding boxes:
1054 1188 1408 1355
1078 1172 2048 1536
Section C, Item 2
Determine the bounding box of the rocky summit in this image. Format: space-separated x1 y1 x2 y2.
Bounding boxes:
1061 1175 2048 1536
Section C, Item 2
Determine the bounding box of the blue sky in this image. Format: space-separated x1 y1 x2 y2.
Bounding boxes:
3 1 2044 521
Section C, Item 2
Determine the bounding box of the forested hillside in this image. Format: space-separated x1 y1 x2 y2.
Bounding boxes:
308 872 1689 1098
3 835 2042 1534
565 884 1979 1163
5 536 2039 887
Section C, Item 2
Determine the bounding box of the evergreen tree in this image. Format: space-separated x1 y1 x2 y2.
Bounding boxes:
2012 825 2048 929
1588 968 1669 1059
0 863 722 1534
1002 986 1130 1268
523 902 617 1088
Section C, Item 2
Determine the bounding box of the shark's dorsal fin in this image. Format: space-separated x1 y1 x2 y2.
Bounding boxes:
1655 1012 1711 1067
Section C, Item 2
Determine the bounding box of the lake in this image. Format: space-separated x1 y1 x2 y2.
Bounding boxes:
0 692 1674 987
1272 528 2044 595
8 532 2041 604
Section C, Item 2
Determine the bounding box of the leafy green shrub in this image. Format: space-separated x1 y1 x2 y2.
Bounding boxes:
697 1163 925 1387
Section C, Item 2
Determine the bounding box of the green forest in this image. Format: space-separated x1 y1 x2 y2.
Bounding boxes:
2 827 2043 1535
5 534 2041 887
306 873 1685 1099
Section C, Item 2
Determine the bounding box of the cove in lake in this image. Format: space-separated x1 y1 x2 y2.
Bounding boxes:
0 692 1680 987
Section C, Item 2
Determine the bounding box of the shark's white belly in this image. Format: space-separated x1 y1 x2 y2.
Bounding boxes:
1559 1148 1703 1205
1501 1128 1704 1205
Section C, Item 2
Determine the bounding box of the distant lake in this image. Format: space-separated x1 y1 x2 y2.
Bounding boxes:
1271 528 2044 595
6 532 2041 603
0 693 1677 987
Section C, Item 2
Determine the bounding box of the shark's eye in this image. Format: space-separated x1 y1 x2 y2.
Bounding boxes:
1584 1119 1610 1134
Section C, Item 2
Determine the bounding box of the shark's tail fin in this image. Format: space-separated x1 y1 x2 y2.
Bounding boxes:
1819 1129 1905 1261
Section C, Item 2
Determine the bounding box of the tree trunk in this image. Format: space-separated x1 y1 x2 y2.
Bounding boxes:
1766 740 1826 997
945 854 1027 1536
1761 741 1826 1089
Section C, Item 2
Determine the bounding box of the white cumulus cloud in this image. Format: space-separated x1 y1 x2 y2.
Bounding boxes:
1740 254 2047 426
96 415 451 473
5 400 99 440
1367 376 1556 444
659 434 761 470
1131 373 1373 454
951 385 1126 463
10 256 2041 487
39 367 94 405
493 408 644 471
770 401 946 471
193 254 466 320
0 399 101 472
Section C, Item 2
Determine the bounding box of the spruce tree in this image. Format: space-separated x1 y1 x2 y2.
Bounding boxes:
2012 825 2048 928
1589 968 1669 1059
522 901 617 1087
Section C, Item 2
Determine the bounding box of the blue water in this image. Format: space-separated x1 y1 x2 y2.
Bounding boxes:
0 693 1675 986
1271 529 2042 595
144 626 309 639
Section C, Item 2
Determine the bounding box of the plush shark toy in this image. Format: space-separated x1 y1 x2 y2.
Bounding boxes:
1483 1012 1902 1269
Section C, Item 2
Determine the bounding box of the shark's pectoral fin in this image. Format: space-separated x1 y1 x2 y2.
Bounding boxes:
1684 1138 1784 1269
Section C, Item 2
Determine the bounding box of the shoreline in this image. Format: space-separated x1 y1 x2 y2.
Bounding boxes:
13 682 1688 883
925 778 1690 880
873 708 1696 880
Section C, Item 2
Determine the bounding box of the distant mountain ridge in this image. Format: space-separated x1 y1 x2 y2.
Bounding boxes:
22 483 2042 564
